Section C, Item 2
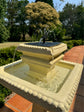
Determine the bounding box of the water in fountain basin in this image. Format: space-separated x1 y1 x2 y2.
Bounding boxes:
5 61 73 93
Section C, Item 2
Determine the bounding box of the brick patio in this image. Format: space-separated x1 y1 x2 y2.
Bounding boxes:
0 94 32 112
63 46 84 112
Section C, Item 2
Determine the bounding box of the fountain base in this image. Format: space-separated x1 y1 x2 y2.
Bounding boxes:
0 42 83 112
0 59 83 112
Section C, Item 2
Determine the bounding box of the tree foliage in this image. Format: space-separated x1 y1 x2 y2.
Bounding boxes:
16 0 29 41
55 0 64 11
0 20 9 43
0 0 9 42
48 25 66 41
35 0 54 7
26 2 61 36
8 25 21 42
0 0 7 20
59 3 84 39
7 0 29 41
7 0 20 41
7 0 18 27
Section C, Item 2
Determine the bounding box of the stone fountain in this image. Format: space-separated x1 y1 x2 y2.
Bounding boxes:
0 42 83 112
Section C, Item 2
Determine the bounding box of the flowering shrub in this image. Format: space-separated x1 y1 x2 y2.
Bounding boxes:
26 2 61 36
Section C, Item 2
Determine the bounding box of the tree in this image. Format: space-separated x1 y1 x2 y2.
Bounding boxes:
0 20 9 43
7 0 18 27
55 0 64 11
7 0 19 41
0 0 7 20
72 4 84 40
35 0 54 7
59 3 84 39
0 0 9 42
48 25 66 42
59 3 76 35
26 2 61 36
7 0 29 41
16 0 29 41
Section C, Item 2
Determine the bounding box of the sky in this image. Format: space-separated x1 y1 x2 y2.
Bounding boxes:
28 0 83 11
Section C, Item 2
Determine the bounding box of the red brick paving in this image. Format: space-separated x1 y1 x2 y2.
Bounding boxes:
64 46 84 64
5 94 32 112
64 45 84 112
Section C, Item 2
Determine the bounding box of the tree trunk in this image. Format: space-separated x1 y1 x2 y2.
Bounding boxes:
22 32 25 42
43 38 45 44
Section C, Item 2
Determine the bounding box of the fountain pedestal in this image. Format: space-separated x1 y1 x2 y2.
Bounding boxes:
17 42 67 81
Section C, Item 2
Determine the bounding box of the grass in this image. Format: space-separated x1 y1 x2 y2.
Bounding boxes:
0 42 25 49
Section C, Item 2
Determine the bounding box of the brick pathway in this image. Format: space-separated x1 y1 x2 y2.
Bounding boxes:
5 94 32 112
64 46 84 64
64 46 84 112
0 94 32 112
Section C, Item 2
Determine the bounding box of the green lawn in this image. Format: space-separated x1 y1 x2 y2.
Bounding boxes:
0 42 24 49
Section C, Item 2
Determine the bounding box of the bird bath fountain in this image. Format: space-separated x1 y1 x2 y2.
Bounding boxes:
0 42 83 112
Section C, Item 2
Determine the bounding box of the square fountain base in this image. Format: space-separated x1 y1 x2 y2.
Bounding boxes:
0 59 83 112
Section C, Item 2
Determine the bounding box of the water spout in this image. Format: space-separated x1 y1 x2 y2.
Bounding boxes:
12 47 18 62
39 38 43 43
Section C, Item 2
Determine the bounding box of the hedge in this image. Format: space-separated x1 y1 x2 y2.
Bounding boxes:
0 46 22 66
63 40 84 49
0 46 22 108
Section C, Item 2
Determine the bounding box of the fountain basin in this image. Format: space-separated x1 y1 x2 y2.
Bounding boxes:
0 59 83 112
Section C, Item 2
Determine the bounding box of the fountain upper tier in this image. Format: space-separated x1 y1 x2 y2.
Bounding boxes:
17 42 67 60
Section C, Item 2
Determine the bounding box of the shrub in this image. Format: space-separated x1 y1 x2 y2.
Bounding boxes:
0 46 22 108
8 25 21 42
62 36 72 40
0 46 22 66
0 98 4 108
0 20 9 43
63 40 73 49
0 92 5 108
72 40 83 46
63 40 84 49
